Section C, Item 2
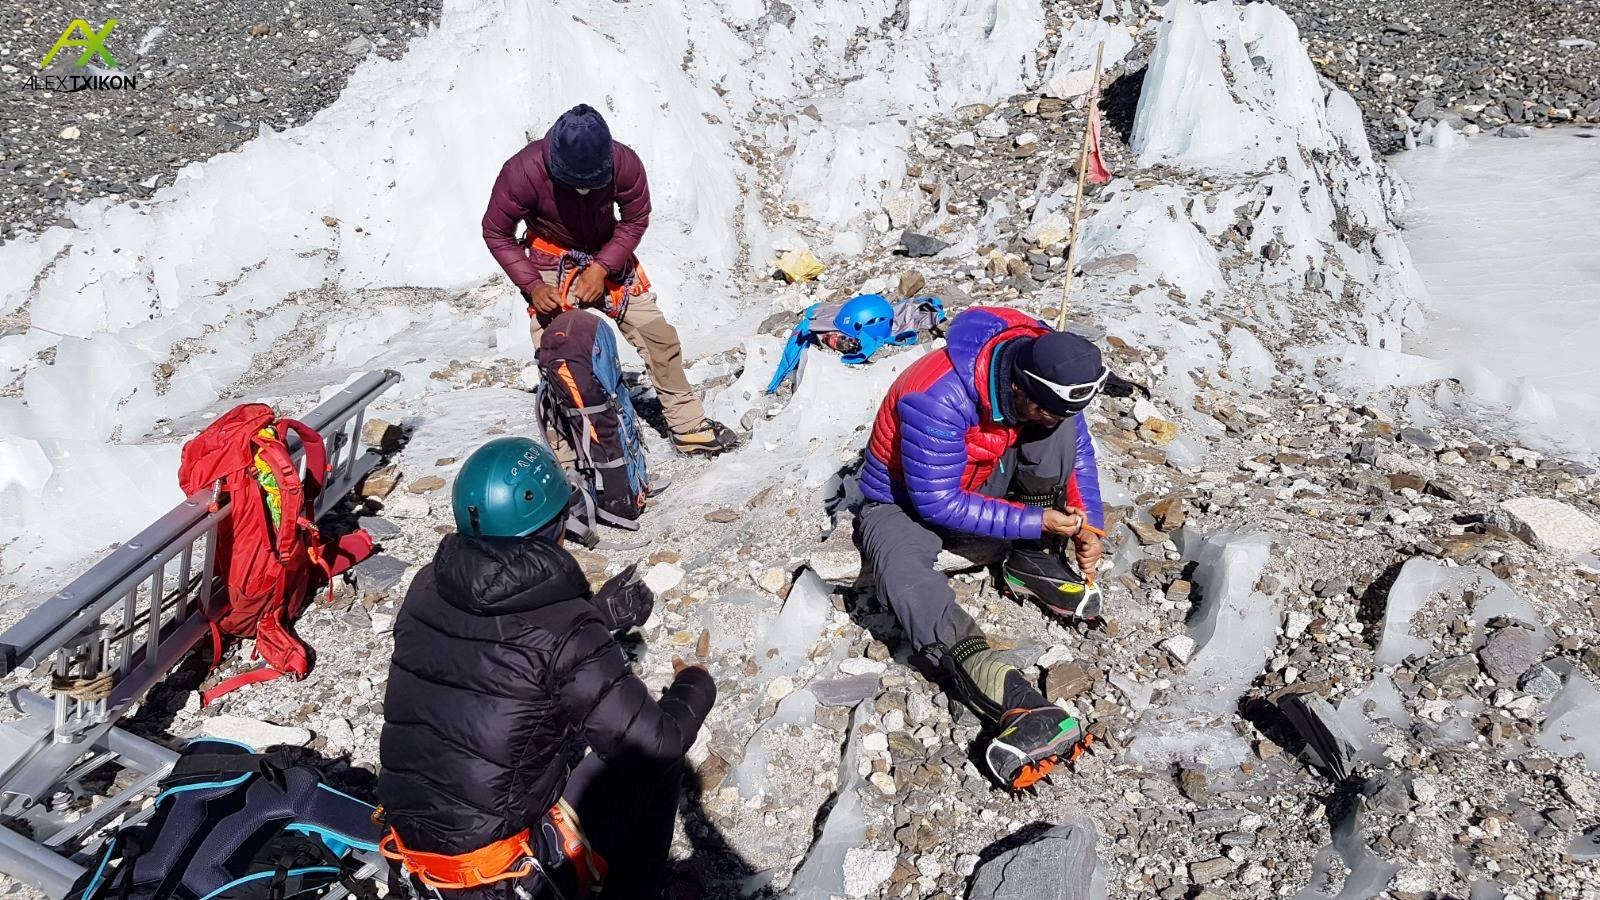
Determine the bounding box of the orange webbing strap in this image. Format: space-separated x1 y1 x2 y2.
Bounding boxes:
1080 522 1106 588
555 362 599 444
297 516 337 603
525 235 651 312
379 827 538 890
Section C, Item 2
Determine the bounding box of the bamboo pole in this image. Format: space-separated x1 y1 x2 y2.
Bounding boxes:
1054 41 1106 332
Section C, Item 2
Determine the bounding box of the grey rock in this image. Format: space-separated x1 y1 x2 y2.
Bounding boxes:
1422 654 1480 696
1190 808 1246 831
1479 624 1540 683
967 820 1099 900
1188 857 1234 883
345 36 375 56
810 675 881 707
1398 427 1444 451
899 230 950 258
1079 252 1139 276
359 516 403 541
353 554 409 596
1350 440 1378 466
1495 497 1600 557
1362 771 1416 816
1518 663 1561 700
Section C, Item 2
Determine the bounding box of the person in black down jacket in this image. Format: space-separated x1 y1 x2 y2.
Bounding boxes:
378 436 716 900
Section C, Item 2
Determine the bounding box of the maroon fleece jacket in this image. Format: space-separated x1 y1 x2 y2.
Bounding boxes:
481 137 651 291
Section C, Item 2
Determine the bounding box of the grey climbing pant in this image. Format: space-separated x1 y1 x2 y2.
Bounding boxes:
853 421 1078 654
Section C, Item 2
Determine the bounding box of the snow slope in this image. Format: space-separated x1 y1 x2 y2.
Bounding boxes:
0 0 1045 595
1391 129 1600 461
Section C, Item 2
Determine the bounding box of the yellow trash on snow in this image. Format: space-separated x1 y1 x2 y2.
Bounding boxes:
774 248 825 283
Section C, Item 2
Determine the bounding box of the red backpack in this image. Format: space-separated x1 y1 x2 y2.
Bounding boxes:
178 403 373 701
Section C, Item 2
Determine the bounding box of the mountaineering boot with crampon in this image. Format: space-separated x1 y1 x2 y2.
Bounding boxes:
672 419 739 456
939 637 1090 789
1002 543 1103 621
987 706 1089 789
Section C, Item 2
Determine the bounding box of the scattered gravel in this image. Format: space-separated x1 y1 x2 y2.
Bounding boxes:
1274 0 1600 151
0 0 441 243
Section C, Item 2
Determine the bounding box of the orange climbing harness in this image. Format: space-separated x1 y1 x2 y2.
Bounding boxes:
379 800 606 894
380 827 537 890
525 235 651 321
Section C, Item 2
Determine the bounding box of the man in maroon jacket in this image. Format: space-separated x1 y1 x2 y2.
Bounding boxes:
483 103 738 456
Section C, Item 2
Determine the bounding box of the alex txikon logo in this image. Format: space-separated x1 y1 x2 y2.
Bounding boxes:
26 19 139 90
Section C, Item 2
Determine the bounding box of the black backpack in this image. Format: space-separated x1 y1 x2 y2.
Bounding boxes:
535 310 653 544
69 739 380 900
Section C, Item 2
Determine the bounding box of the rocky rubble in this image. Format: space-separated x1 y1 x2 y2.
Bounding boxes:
0 0 443 242
1272 0 1600 151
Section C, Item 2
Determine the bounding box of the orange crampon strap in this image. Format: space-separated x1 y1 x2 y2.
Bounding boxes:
525 235 650 320
379 827 538 890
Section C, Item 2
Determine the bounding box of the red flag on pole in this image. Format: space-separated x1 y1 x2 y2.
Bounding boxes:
1085 84 1113 185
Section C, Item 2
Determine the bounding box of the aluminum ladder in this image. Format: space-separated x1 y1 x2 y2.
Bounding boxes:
0 369 400 897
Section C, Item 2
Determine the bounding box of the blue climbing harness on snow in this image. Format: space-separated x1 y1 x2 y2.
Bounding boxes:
766 294 947 392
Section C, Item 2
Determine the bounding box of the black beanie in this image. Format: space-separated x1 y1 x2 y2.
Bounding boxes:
546 104 614 190
1012 332 1105 417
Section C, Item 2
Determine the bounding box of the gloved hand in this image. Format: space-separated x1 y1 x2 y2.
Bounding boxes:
591 564 654 634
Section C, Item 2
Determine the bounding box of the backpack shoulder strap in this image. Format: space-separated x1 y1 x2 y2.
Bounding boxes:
275 417 328 499
250 435 307 562
291 783 381 854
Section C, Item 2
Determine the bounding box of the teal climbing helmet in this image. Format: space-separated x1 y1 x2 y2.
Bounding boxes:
451 437 572 538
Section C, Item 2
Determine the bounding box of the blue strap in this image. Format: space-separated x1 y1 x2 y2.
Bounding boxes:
765 304 820 393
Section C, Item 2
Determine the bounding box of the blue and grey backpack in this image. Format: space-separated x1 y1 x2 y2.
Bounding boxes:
535 310 653 544
69 738 380 900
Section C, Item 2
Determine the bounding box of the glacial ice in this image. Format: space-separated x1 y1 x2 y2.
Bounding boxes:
729 688 820 800
1130 529 1276 769
754 568 833 675
1376 560 1543 667
0 0 1049 590
1539 668 1600 774
784 703 869 897
1392 129 1600 462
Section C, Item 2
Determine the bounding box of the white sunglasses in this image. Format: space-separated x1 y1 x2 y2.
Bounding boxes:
1022 365 1109 405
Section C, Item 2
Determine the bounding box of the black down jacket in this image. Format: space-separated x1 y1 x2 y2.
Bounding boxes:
377 534 715 855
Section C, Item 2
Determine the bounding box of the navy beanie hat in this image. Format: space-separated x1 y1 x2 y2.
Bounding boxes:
1012 331 1105 416
546 104 614 189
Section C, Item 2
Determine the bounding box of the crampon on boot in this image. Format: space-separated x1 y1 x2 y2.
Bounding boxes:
1002 544 1103 621
986 706 1092 789
940 638 1092 790
672 419 739 456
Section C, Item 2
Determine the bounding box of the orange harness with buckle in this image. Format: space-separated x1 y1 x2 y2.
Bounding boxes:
380 827 537 890
525 235 650 321
379 800 606 894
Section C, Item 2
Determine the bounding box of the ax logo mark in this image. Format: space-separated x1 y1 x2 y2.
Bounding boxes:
39 18 120 69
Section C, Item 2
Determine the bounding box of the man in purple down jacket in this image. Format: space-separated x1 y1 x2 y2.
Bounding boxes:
856 305 1110 789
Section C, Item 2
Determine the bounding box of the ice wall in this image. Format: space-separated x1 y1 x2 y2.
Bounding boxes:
1080 0 1422 438
1375 559 1543 667
1540 669 1600 774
